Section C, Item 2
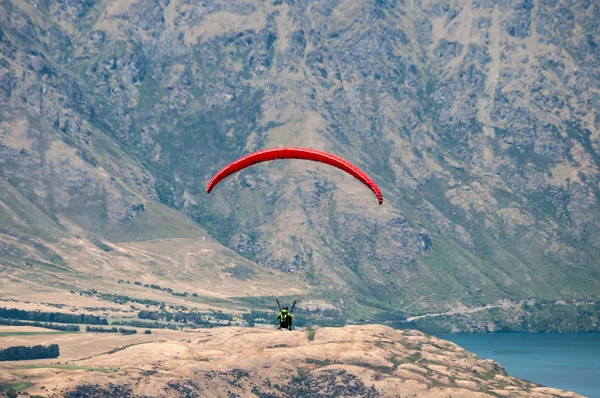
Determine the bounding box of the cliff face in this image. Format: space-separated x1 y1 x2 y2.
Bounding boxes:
0 0 598 325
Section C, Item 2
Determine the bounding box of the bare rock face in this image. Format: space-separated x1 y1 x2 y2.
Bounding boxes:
0 0 598 328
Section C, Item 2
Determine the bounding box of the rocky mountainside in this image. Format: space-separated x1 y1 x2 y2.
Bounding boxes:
0 325 584 397
0 0 599 328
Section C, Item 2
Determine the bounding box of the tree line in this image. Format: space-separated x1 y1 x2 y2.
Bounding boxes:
132 281 190 298
0 344 59 361
79 290 162 307
0 307 107 325
137 309 230 327
0 318 80 331
112 320 179 329
85 326 137 335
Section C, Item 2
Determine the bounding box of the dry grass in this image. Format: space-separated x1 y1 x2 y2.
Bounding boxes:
0 325 581 397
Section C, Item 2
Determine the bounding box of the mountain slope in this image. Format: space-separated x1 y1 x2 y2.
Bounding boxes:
0 0 297 305
0 0 598 328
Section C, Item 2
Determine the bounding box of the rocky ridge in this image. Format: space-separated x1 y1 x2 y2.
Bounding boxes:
0 325 584 397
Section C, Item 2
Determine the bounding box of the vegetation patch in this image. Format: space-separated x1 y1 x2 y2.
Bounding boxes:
0 382 35 393
134 307 235 328
106 342 153 356
402 342 423 351
63 383 134 398
305 358 333 367
390 352 421 367
80 290 162 307
0 308 107 325
226 264 256 280
267 344 288 349
85 326 137 335
479 371 497 381
18 364 86 370
93 367 120 373
17 364 119 373
0 318 80 331
0 331 75 337
306 327 316 341
89 236 113 252
0 344 59 361
111 320 180 330
350 362 393 374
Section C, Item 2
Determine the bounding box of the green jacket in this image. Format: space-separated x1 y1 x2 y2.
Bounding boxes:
277 310 292 323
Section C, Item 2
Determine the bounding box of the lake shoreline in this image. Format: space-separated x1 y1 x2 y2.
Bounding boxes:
436 332 600 398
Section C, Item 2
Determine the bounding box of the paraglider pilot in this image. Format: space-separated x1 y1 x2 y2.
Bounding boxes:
277 306 293 331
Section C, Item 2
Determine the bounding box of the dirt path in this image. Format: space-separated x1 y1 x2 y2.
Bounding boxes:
404 298 596 322
405 304 503 322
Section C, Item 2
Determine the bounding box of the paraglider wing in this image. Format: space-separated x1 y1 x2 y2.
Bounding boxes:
206 147 383 205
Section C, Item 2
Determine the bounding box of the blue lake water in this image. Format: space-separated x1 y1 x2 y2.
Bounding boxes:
436 333 600 398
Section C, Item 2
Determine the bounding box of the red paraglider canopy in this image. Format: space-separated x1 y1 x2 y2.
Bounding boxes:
206 147 383 205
